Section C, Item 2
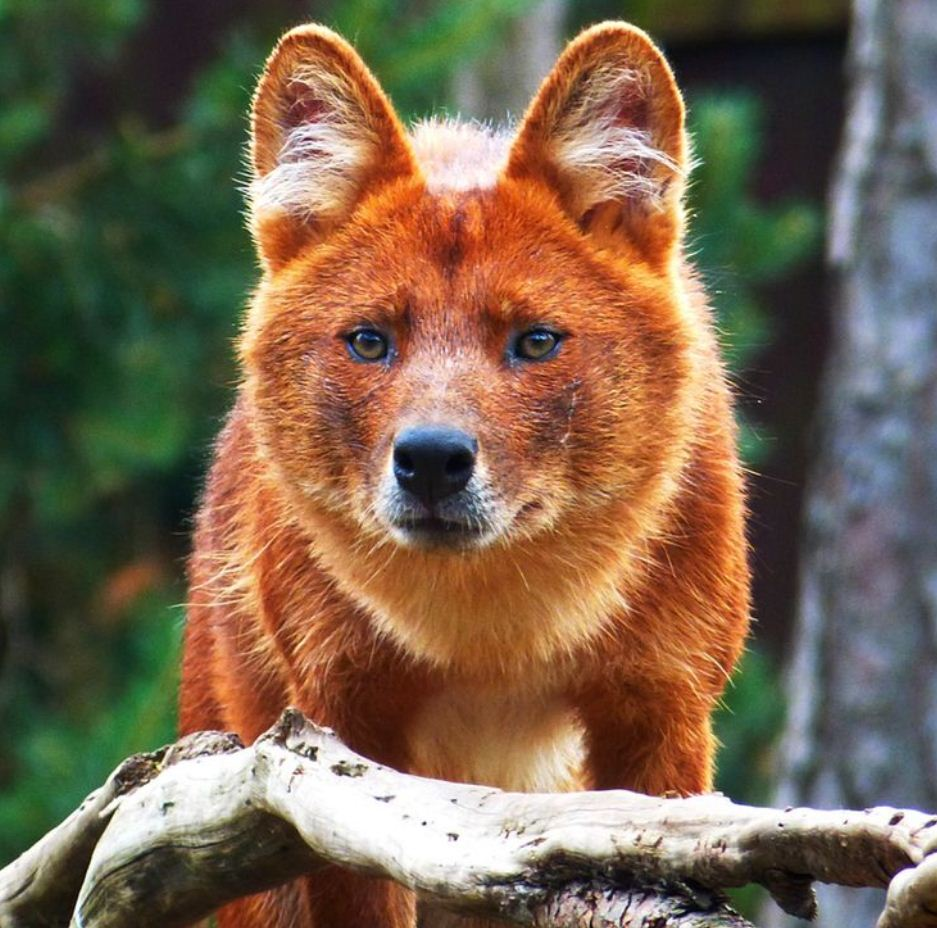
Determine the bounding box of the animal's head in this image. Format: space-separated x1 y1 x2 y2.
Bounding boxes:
241 22 700 557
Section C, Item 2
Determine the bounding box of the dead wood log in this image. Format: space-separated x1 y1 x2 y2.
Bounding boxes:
2 709 937 928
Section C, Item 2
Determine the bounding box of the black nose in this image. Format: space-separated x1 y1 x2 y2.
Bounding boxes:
393 425 477 507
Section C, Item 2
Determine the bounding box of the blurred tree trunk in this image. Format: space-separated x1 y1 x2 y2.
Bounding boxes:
450 0 567 121
767 0 937 926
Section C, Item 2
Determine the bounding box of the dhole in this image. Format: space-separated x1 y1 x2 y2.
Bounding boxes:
181 19 750 928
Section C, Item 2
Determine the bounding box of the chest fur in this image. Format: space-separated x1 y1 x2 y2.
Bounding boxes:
407 683 584 792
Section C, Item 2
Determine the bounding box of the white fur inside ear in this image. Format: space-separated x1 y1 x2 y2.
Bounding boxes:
548 65 682 216
250 64 379 223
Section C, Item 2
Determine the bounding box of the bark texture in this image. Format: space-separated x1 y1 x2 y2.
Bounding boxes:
770 0 937 925
7 712 937 928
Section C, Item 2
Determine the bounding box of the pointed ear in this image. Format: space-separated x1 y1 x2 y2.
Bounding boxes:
249 25 419 270
504 22 688 260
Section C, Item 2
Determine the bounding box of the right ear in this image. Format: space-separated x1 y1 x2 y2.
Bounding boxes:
249 25 419 271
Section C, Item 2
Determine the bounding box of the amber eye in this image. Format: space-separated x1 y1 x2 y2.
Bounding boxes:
513 328 561 362
347 329 390 362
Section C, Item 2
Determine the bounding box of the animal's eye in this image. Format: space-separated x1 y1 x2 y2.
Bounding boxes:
513 328 561 362
347 329 390 362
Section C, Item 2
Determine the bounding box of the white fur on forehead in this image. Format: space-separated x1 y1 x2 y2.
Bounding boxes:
250 62 380 222
409 118 511 192
548 64 682 216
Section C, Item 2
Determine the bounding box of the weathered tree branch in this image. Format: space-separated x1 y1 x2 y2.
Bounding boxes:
3 710 937 928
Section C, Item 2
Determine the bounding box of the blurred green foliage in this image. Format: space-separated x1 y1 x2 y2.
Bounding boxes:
687 94 821 465
1 0 814 865
689 94 821 376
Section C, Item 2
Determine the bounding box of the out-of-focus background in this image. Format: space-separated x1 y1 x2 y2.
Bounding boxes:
3 1 936 924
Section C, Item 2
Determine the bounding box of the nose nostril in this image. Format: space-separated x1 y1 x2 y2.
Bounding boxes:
394 449 415 478
445 451 474 477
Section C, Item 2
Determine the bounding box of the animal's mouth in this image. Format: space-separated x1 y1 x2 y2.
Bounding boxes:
384 496 549 551
391 516 487 549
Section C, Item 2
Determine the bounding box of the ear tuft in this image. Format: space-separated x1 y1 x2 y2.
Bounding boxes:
249 25 417 268
505 22 688 257
548 63 682 216
251 57 375 223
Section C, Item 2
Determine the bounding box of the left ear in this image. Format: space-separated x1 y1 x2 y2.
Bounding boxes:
504 22 688 260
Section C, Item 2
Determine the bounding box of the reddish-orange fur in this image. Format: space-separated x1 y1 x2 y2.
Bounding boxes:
181 21 750 928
